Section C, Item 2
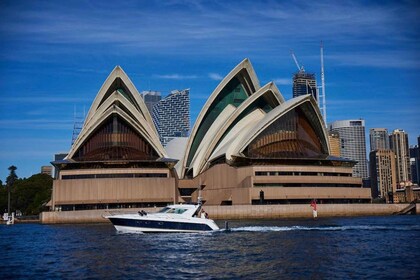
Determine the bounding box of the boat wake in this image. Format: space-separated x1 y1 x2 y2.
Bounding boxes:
227 225 420 232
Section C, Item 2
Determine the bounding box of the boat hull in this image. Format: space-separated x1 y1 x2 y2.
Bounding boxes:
108 216 218 233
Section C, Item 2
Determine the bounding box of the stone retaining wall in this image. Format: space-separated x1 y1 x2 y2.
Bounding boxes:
40 203 418 224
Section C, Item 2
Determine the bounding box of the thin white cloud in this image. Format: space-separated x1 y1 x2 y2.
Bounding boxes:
190 94 209 100
1 96 91 103
1 0 417 61
154 74 198 80
273 78 292 85
208 73 223 81
328 51 420 69
0 119 73 130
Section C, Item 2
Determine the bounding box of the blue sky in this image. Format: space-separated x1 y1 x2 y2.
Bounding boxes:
0 0 419 181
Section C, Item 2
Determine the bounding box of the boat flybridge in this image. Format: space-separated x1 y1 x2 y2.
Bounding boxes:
106 203 219 233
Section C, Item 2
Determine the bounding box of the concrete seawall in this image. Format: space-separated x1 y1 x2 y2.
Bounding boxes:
40 203 419 224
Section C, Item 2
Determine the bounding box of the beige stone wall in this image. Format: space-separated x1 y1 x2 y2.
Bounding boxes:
59 168 170 179
52 177 176 206
51 163 366 208
250 187 371 200
205 203 414 219
253 176 360 185
188 163 363 205
40 204 418 224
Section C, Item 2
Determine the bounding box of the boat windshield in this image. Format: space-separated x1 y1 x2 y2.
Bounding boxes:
158 207 188 214
158 207 171 213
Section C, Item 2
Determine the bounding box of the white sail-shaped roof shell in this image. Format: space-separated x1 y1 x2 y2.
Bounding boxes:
232 94 330 158
188 82 285 176
178 58 261 178
67 66 166 160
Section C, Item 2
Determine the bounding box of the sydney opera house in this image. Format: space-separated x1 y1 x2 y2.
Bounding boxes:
49 59 370 211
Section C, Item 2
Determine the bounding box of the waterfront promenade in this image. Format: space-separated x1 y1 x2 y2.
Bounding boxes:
40 203 419 224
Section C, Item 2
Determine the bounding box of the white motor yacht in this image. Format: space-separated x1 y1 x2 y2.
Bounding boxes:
106 204 219 233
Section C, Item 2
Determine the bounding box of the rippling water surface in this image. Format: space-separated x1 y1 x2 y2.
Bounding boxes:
1 215 419 279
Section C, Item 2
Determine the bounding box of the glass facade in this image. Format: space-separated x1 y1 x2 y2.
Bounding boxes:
152 89 190 146
292 72 317 101
73 114 159 161
244 103 328 159
329 119 368 179
187 76 250 166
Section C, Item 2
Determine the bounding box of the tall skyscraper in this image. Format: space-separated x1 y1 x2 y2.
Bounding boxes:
369 128 389 151
329 119 368 179
152 89 190 146
409 136 419 185
141 90 161 114
369 149 396 202
292 71 317 101
389 129 411 185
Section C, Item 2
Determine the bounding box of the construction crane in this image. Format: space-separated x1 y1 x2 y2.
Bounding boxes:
290 50 305 73
319 41 327 126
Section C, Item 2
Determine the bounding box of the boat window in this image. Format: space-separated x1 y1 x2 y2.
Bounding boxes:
167 208 188 214
176 208 188 214
159 207 188 214
158 207 171 213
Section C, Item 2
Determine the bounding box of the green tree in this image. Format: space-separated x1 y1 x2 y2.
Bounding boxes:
6 165 18 215
0 167 53 216
6 165 17 187
12 173 52 215
0 187 7 214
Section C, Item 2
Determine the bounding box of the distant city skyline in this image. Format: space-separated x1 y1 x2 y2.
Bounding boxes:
0 0 419 180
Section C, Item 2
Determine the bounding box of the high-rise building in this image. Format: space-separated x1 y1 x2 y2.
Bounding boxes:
369 128 389 151
409 141 419 184
328 131 341 157
292 71 317 101
141 91 161 114
369 149 396 202
389 129 411 186
329 119 368 179
152 89 190 146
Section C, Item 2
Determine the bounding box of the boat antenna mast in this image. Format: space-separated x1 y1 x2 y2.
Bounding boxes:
197 179 203 206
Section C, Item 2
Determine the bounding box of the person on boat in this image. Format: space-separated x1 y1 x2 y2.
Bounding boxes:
201 209 208 219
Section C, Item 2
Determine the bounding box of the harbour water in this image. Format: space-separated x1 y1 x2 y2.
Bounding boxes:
1 215 419 279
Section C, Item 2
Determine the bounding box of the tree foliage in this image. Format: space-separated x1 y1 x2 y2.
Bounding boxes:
7 165 18 187
0 171 53 215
